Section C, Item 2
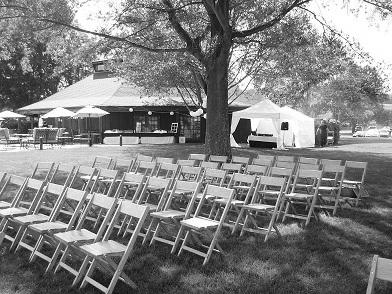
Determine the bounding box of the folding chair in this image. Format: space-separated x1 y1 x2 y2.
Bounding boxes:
49 193 119 275
366 255 392 294
0 175 27 210
154 162 179 180
16 188 90 266
245 164 269 176
133 160 157 176
145 180 202 247
315 164 345 216
257 154 275 164
200 161 220 170
298 157 319 165
208 155 228 166
78 201 149 293
231 156 250 171
31 162 55 182
155 156 176 164
174 185 235 265
177 159 197 167
281 169 323 226
188 153 208 166
48 163 76 186
177 166 203 182
91 156 114 169
252 157 274 167
342 160 368 206
0 183 67 251
120 176 171 238
0 178 45 231
237 176 286 241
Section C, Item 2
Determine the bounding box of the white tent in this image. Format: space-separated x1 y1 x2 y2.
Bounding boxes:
230 99 315 148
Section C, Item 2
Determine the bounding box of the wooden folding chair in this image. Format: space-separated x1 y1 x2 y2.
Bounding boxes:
188 153 208 166
120 176 171 239
0 183 67 251
16 188 90 266
0 178 45 231
154 162 179 180
342 160 368 206
145 180 202 247
78 201 149 293
237 176 286 241
31 162 55 182
174 185 235 265
314 164 345 216
366 255 392 294
200 161 220 170
48 163 76 186
281 168 323 226
177 159 197 167
133 160 157 176
91 156 114 169
177 166 203 182
245 164 269 176
49 193 119 275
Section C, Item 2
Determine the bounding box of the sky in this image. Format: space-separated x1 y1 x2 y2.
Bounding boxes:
74 1 392 89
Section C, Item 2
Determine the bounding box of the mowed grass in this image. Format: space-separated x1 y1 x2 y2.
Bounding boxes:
0 138 391 294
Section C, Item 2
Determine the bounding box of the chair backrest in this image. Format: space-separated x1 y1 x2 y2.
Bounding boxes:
231 156 250 166
228 173 258 203
298 157 319 165
163 180 202 215
32 128 48 142
321 164 345 187
245 164 269 176
92 168 119 196
31 162 55 182
0 175 27 207
268 167 294 193
252 157 274 167
91 156 113 169
275 155 296 163
200 161 220 170
134 160 157 176
366 255 392 294
13 178 45 213
155 157 176 164
177 166 203 182
257 154 275 162
137 176 171 210
69 166 97 191
297 163 321 171
155 162 179 179
46 128 59 142
136 154 154 162
290 169 323 194
116 172 146 201
188 153 208 164
200 168 227 187
253 175 286 206
0 128 9 140
50 187 90 229
112 158 135 175
344 160 367 184
221 163 242 174
320 159 342 167
34 182 67 216
48 163 75 186
208 155 228 163
275 161 296 169
177 159 197 167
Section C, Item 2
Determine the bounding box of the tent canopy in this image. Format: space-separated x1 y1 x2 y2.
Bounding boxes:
230 99 315 148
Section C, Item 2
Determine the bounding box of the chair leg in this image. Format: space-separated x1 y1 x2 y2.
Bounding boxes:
178 229 191 256
30 235 44 262
73 255 92 287
171 225 185 254
46 243 63 273
80 258 98 289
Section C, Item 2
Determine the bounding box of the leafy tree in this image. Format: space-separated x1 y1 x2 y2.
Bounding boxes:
1 0 391 154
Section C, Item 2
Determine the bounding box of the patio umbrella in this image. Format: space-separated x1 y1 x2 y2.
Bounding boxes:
0 110 26 119
41 107 75 119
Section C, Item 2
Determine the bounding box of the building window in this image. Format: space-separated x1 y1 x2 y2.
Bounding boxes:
181 116 201 141
134 113 159 132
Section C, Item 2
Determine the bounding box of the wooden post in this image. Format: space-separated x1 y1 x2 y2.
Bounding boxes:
39 137 43 150
119 135 122 146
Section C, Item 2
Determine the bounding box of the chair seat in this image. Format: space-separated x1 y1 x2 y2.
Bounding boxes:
54 229 97 244
180 217 219 230
0 207 28 217
14 214 49 224
29 221 68 233
80 240 126 257
214 198 244 206
318 186 339 192
342 180 362 185
0 201 11 209
232 185 251 190
242 203 275 211
151 209 185 219
285 193 313 199
259 189 280 195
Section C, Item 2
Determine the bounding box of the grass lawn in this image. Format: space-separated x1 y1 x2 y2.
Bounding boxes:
0 138 391 294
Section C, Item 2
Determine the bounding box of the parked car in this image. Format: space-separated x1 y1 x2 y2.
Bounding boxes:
353 126 365 137
379 126 391 137
365 126 380 137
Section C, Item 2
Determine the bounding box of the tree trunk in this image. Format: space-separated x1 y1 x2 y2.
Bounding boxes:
205 43 231 156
